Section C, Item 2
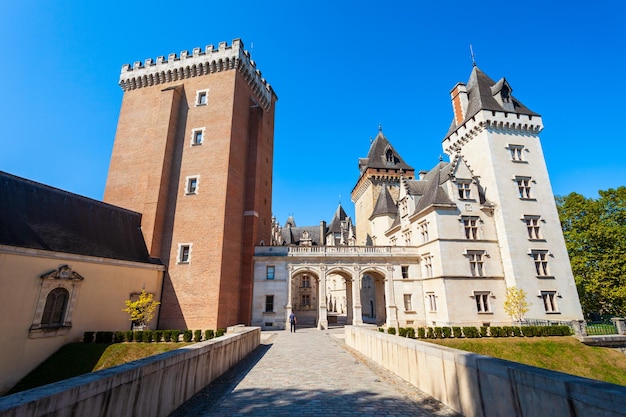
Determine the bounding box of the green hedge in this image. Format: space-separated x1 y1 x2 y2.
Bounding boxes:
386 325 572 339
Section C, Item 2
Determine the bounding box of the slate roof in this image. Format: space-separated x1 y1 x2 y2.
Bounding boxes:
446 66 540 138
359 130 413 173
279 225 321 246
327 204 349 233
0 171 158 264
370 183 397 219
400 161 456 218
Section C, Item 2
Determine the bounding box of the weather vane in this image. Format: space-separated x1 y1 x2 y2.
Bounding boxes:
470 44 477 67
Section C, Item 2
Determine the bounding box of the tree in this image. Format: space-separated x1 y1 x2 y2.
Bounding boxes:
557 187 626 317
122 290 161 329
503 286 530 325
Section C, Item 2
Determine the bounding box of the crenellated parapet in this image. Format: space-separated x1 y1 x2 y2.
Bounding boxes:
443 110 543 155
119 39 277 110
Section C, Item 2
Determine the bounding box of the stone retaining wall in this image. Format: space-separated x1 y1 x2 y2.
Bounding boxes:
345 326 626 417
0 327 260 417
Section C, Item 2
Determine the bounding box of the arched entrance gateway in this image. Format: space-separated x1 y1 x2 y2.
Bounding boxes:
251 246 413 330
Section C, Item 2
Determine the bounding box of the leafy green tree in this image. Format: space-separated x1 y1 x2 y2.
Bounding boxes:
557 187 626 317
503 286 530 325
122 290 161 328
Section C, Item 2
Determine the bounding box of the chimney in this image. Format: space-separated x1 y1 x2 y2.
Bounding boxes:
450 82 468 126
418 170 428 180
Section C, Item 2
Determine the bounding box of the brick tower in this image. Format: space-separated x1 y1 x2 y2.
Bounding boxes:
104 39 277 330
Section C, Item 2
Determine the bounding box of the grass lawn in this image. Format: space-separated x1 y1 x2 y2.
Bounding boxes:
427 336 626 386
7 342 192 395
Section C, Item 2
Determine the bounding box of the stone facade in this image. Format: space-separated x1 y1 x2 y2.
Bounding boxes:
252 66 583 330
104 39 277 330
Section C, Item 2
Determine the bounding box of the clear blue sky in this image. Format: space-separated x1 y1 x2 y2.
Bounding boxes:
1 1 624 227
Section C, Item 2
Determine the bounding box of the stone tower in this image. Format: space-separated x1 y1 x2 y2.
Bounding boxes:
442 66 582 319
351 129 414 245
104 39 278 330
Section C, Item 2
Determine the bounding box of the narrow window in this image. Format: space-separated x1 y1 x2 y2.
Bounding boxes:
474 292 491 313
195 89 208 106
468 251 485 276
404 294 412 311
457 181 471 199
266 266 275 280
186 177 199 195
265 295 274 313
525 216 541 239
419 222 429 242
508 145 524 161
192 129 204 146
385 149 394 163
302 275 310 287
401 266 409 279
301 294 310 308
516 177 532 199
179 244 191 264
532 250 549 276
423 255 433 278
462 216 478 240
427 293 437 312
41 288 69 327
541 291 559 313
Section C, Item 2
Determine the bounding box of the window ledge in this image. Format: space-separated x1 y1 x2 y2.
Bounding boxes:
545 312 561 314
29 326 71 339
263 311 275 315
178 261 190 265
511 160 528 164
519 198 537 202
404 310 417 314
477 312 493 315
536 275 555 279
529 238 546 242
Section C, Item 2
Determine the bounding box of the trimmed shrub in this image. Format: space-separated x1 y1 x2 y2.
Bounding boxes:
142 330 154 343
154 330 163 342
398 327 407 337
442 327 452 338
406 327 416 339
162 330 171 342
95 331 114 344
433 327 443 339
490 326 502 337
114 331 125 343
216 329 226 337
183 330 193 342
463 327 480 338
194 330 202 342
512 326 522 337
417 327 426 339
427 327 436 339
125 331 134 342
521 326 534 337
83 332 95 343
387 327 396 335
378 327 384 333
134 331 144 342
501 326 513 337
452 327 463 338
205 329 215 340
480 326 489 338
171 330 181 342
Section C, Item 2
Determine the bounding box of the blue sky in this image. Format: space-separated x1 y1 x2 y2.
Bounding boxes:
1 1 624 227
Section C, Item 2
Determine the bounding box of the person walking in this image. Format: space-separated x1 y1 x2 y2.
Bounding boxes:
289 311 297 333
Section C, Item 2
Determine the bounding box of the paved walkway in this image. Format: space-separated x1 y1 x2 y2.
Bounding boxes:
170 327 461 417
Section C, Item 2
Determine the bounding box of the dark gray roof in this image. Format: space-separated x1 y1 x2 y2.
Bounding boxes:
401 161 456 216
446 66 540 138
280 226 321 246
0 171 158 264
370 184 397 219
327 204 349 233
359 131 413 173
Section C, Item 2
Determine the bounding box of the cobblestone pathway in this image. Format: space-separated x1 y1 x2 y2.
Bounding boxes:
170 327 462 417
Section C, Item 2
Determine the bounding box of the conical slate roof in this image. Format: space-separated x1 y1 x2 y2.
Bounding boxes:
446 66 540 137
358 130 413 173
370 183 397 219
327 204 349 233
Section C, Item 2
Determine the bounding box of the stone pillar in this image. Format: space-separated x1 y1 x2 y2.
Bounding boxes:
285 266 294 330
352 265 363 325
571 320 587 337
611 318 626 335
384 264 398 329
318 266 328 329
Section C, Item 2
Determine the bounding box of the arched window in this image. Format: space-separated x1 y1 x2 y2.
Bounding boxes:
41 288 69 327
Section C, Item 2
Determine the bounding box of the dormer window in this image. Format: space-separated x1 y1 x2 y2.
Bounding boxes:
385 149 394 163
457 180 471 200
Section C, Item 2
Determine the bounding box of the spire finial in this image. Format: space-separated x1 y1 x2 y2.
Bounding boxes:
439 155 443 162
378 123 382 133
470 43 477 67
338 194 341 205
